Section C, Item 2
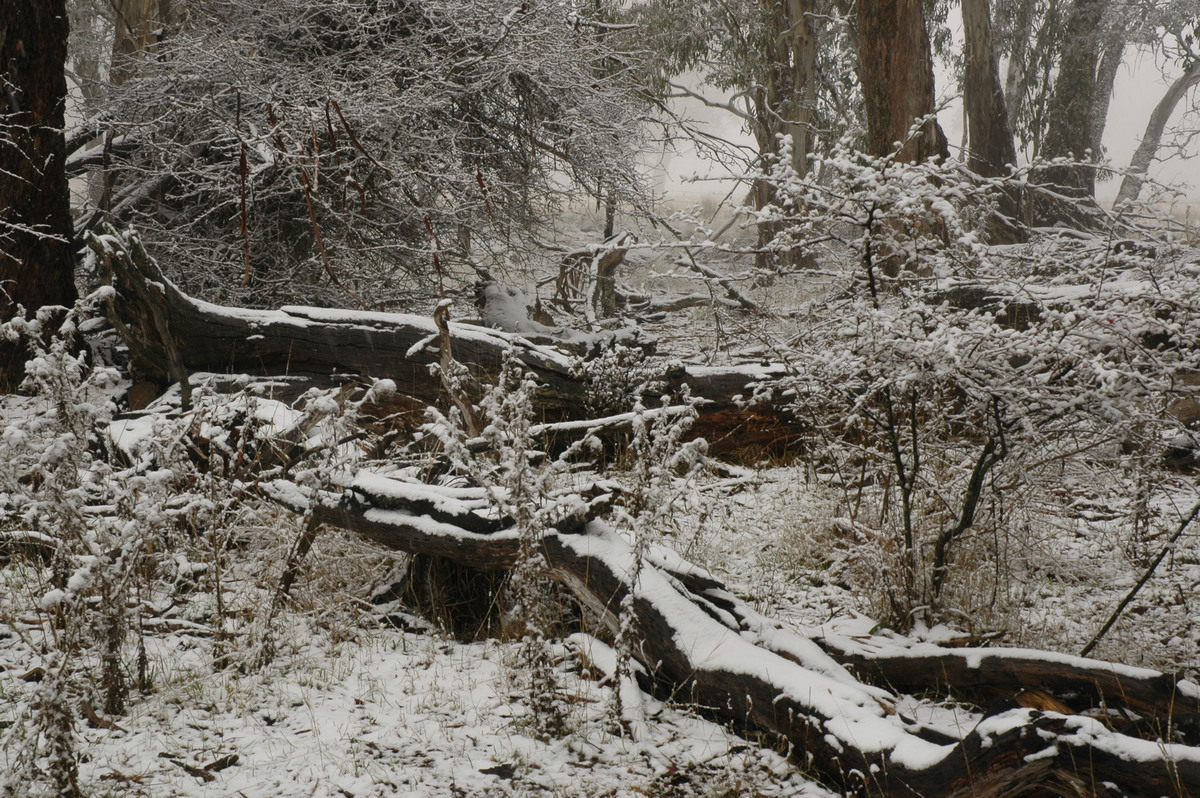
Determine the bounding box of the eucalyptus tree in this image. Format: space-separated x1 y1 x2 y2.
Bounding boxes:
1115 8 1200 205
626 0 855 270
856 0 948 163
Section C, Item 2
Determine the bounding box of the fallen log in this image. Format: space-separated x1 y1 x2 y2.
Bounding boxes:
89 229 801 456
276 471 1200 797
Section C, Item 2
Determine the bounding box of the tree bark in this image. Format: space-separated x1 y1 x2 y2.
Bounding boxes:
856 0 949 163
108 0 177 85
1038 0 1105 201
1115 59 1200 206
1088 30 1125 164
963 0 1018 180
751 0 819 271
962 0 1026 241
0 0 79 388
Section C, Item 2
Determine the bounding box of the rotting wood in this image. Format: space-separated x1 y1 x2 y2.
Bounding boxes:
93 229 803 455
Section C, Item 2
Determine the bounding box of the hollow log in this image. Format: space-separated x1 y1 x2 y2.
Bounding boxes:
89 229 800 456
281 471 1200 797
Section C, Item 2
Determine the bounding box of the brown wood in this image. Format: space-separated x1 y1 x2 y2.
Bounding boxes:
0 0 79 387
856 0 948 163
92 230 803 455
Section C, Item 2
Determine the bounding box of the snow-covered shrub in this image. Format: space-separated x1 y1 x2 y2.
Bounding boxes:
764 144 1200 629
0 298 127 796
570 343 663 417
425 350 600 738
0 300 377 790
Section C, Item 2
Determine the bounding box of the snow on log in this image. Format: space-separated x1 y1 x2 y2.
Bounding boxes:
295 471 1200 797
90 229 801 455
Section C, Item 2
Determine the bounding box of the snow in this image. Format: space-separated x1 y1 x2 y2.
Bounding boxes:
557 521 948 768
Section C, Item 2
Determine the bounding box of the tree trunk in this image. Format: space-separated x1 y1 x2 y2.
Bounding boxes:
1088 30 1125 163
1115 59 1200 206
962 0 1026 240
90 231 803 457
293 471 1200 797
1038 0 1105 200
997 0 1036 133
109 0 176 85
963 0 1018 179
0 0 79 388
752 0 818 271
856 0 948 163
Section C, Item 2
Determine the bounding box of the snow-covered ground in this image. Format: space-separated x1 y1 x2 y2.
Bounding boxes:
2 224 1198 795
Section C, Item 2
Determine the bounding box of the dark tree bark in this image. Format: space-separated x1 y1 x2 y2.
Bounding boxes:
1038 0 1105 201
0 0 79 388
856 0 949 163
962 0 1026 240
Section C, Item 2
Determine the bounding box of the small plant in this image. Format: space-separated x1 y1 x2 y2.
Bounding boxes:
570 343 663 417
426 348 602 739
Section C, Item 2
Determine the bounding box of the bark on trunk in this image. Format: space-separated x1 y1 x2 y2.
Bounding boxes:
109 0 176 85
856 0 949 163
1088 31 1125 163
292 472 1200 797
1115 59 1200 206
1038 0 1105 201
752 0 819 272
0 0 79 388
91 231 803 456
963 0 1018 180
962 0 1026 241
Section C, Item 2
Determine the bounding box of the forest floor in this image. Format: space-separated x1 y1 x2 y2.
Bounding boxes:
2 214 1199 796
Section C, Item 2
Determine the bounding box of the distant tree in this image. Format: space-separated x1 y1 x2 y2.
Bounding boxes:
0 0 79 389
994 0 1127 170
962 0 1025 237
627 0 849 270
1116 13 1200 205
108 0 179 84
1037 0 1108 201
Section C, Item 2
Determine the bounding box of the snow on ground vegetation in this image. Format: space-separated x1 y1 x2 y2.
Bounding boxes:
2 223 1199 795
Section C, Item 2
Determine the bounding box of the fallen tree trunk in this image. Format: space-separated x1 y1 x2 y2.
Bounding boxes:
90 229 800 456
268 471 1200 797
96 228 1200 793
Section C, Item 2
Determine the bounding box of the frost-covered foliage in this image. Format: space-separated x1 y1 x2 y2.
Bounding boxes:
0 299 128 796
423 346 711 736
763 144 1200 628
569 343 662 417
0 305 392 794
94 0 652 309
424 350 601 738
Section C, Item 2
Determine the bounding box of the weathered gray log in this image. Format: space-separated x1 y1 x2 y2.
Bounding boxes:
290 472 1200 797
90 229 800 456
